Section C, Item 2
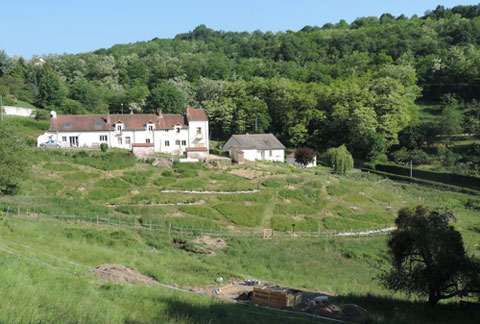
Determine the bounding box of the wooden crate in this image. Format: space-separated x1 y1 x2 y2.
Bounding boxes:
252 287 302 308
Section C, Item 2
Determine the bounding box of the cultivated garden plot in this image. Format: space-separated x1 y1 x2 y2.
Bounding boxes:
1 149 479 237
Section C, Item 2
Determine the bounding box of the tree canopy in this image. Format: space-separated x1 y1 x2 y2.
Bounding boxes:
380 206 480 306
2 3 480 159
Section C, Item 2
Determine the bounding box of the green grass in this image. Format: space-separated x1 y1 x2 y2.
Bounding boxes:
44 162 78 172
122 170 153 186
213 203 265 227
0 218 478 324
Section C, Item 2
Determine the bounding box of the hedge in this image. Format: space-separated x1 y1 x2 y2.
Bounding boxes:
362 168 479 196
374 163 480 191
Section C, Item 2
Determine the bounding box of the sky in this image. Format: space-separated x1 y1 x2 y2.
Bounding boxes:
1 0 479 58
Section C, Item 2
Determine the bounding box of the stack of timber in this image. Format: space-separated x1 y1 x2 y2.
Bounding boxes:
252 286 302 308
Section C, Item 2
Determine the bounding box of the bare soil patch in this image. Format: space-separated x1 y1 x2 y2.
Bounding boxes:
91 264 159 286
192 235 227 249
228 168 263 180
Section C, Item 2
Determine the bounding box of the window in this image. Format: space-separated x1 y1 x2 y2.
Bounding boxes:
196 127 201 134
100 135 108 142
125 137 131 144
269 150 272 157
118 137 122 145
62 136 67 142
182 140 186 146
117 125 122 131
176 127 181 133
146 139 151 143
148 125 153 131
165 141 170 147
175 140 180 145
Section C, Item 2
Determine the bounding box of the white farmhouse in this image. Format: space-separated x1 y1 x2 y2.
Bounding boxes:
37 108 209 158
222 134 285 162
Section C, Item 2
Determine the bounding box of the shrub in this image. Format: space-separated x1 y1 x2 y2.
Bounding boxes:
294 147 316 167
100 143 109 152
392 148 431 165
373 164 480 191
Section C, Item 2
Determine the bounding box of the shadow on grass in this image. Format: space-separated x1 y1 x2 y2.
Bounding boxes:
152 296 329 324
335 294 480 324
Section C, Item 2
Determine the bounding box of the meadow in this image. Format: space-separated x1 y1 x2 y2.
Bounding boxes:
0 117 479 323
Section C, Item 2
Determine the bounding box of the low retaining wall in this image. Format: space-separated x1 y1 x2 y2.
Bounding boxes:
2 106 35 117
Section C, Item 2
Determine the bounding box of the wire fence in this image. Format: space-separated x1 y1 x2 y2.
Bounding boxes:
0 205 394 240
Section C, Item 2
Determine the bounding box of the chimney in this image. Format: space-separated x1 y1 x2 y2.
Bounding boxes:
156 108 162 117
50 110 57 119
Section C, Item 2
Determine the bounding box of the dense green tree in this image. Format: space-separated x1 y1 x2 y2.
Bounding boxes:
326 145 354 174
146 82 185 114
35 68 66 108
380 206 480 306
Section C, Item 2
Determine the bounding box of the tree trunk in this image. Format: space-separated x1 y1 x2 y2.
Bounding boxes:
428 290 440 306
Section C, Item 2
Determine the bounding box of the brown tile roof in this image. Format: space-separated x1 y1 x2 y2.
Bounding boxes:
186 108 208 121
132 143 154 147
49 113 188 132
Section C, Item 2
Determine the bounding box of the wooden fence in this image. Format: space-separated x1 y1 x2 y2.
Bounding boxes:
0 206 393 240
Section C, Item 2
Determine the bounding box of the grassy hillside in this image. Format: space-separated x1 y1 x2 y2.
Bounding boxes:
1 116 479 323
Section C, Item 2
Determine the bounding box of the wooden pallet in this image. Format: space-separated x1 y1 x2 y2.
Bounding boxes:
252 287 302 308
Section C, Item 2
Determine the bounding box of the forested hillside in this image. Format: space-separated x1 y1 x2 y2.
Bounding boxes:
1 4 479 162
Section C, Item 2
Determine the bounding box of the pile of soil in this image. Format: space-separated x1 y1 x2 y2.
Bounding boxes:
192 236 227 249
308 302 369 323
172 238 216 255
91 264 159 286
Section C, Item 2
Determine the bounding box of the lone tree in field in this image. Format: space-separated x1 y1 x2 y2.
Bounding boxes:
326 145 353 174
294 147 315 167
380 206 480 306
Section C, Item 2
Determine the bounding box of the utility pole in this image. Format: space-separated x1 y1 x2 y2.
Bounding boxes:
255 115 257 133
121 103 124 115
410 160 413 178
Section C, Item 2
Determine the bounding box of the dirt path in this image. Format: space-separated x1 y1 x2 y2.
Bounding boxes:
261 192 277 227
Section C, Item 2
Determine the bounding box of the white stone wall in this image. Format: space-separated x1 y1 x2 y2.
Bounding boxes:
286 156 317 167
263 149 285 162
3 106 35 117
242 149 259 161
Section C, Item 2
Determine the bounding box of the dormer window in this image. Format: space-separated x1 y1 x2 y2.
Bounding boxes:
95 122 102 127
174 122 182 133
115 120 124 132
146 120 155 131
176 127 181 133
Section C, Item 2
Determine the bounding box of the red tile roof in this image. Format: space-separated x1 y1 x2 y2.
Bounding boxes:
132 143 154 147
186 108 208 121
186 147 208 152
49 113 189 132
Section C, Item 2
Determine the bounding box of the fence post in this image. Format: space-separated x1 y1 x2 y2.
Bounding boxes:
168 222 171 234
108 216 110 226
96 215 99 225
149 220 152 230
180 225 183 234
